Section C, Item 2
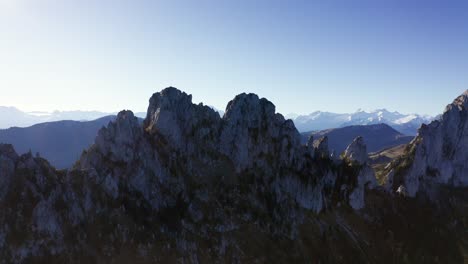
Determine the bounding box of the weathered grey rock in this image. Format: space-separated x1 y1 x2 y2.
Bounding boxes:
348 165 376 210
220 93 302 172
0 144 18 200
0 87 389 261
343 136 368 165
94 110 143 164
0 146 67 260
144 87 221 153
313 136 329 159
79 109 184 211
341 137 376 209
218 93 325 214
384 90 468 197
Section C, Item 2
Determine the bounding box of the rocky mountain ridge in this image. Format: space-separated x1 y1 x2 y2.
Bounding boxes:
0 87 466 263
0 87 376 262
384 90 468 197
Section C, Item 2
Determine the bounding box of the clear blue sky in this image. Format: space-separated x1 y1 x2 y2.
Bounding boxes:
1 0 467 116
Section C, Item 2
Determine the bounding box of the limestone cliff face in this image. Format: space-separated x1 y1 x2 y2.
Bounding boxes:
79 88 328 213
343 136 368 165
342 137 376 209
0 147 67 260
385 90 468 197
220 93 303 172
1 87 467 263
144 87 222 153
0 87 380 262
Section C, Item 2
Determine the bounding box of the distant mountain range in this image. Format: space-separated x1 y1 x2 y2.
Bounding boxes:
0 106 431 136
0 106 228 129
290 109 433 135
302 123 414 155
0 106 147 129
0 116 116 169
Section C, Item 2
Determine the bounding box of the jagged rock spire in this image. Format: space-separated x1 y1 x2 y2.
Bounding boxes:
385 89 468 196
343 136 368 164
220 92 302 171
313 136 329 159
91 110 142 164
144 87 221 151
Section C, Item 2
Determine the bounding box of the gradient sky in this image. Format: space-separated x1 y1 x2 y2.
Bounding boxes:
1 0 467 116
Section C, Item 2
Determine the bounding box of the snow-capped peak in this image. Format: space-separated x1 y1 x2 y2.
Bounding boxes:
394 114 418 124
290 109 434 135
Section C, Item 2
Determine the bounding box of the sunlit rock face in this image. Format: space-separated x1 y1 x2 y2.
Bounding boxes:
0 146 67 260
385 90 468 197
74 88 330 223
76 88 378 215
340 137 376 209
313 136 329 159
79 110 173 210
218 92 326 213
93 110 145 164
343 136 368 165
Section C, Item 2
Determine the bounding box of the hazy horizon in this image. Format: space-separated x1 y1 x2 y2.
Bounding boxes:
0 92 443 117
1 1 468 116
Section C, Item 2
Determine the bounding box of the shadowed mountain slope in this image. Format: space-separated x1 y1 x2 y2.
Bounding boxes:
0 116 115 168
302 123 414 155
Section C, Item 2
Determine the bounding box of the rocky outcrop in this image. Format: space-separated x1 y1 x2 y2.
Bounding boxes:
0 87 384 262
79 110 176 210
343 136 368 164
313 136 329 159
384 90 468 197
220 93 303 172
339 137 376 209
144 87 222 153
